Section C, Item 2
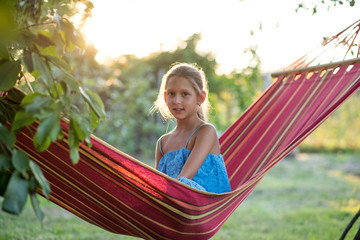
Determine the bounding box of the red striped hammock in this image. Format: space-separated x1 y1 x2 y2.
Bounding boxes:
15 57 360 240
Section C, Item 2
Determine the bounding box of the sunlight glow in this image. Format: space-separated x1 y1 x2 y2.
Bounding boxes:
81 0 360 73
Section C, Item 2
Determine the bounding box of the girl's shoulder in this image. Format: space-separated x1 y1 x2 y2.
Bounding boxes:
159 123 218 147
196 123 218 136
159 131 173 141
157 130 175 148
188 123 220 155
190 123 219 147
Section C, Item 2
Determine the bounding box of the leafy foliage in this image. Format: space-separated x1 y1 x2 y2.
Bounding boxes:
92 34 218 157
209 45 263 130
0 0 104 221
91 34 263 157
296 0 356 14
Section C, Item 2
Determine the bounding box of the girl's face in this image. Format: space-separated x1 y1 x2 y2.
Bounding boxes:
165 76 204 121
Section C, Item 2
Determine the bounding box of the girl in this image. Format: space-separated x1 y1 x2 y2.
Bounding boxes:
152 63 231 193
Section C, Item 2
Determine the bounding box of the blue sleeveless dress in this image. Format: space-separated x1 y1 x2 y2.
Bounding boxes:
158 124 231 193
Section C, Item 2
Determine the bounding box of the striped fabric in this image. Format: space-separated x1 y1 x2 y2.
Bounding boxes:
15 59 360 240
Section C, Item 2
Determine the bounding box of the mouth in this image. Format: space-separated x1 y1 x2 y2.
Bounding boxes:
173 107 184 112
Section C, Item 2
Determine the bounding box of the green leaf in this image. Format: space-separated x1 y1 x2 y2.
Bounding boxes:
31 69 41 81
65 38 75 52
60 19 86 49
34 113 61 151
18 30 37 49
23 49 34 72
11 111 36 131
68 119 80 145
0 60 21 91
84 136 92 148
0 6 16 43
80 88 106 119
38 45 58 57
59 80 68 94
0 43 9 60
30 193 44 222
0 124 15 146
34 134 51 152
51 82 64 98
72 31 86 49
0 153 12 171
61 73 80 91
32 53 52 87
46 55 72 72
52 29 65 56
21 92 44 105
70 114 90 141
0 172 11 196
90 108 100 130
22 93 51 114
49 57 78 92
28 176 37 193
71 118 84 140
69 146 79 164
0 101 12 123
2 171 28 215
6 88 26 104
35 32 55 47
29 161 50 197
68 122 80 164
12 149 29 174
44 114 61 142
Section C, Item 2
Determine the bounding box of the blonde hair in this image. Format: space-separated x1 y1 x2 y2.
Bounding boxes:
152 63 210 122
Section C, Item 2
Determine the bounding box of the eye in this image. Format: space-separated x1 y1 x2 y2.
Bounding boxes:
182 92 190 97
166 91 175 97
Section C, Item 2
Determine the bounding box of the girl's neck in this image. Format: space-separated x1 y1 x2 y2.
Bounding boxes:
175 116 204 132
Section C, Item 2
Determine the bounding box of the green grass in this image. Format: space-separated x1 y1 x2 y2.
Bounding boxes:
214 153 360 240
301 93 360 153
1 153 359 240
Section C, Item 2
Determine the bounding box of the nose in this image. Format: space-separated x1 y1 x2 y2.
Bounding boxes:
175 94 181 104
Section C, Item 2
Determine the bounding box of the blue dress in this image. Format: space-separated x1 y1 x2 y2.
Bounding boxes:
158 124 231 193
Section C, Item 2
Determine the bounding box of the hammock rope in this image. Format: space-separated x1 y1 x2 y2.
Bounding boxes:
12 20 360 240
285 19 360 70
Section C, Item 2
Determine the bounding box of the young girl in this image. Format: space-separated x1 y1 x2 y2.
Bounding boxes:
152 63 231 193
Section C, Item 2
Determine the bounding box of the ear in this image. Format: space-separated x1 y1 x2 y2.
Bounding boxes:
200 91 206 103
164 91 167 103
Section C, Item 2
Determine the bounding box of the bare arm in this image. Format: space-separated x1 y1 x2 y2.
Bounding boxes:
155 138 163 169
177 125 219 180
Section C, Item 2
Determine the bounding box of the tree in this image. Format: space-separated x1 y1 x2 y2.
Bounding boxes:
296 0 356 14
91 33 264 158
92 34 218 158
209 45 263 131
0 0 105 221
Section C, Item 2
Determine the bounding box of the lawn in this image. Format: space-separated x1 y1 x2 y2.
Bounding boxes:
1 153 359 240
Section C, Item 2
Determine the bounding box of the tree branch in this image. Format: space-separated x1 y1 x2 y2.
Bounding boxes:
25 21 57 29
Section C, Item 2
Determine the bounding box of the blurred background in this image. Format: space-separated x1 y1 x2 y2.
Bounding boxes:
69 0 360 159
